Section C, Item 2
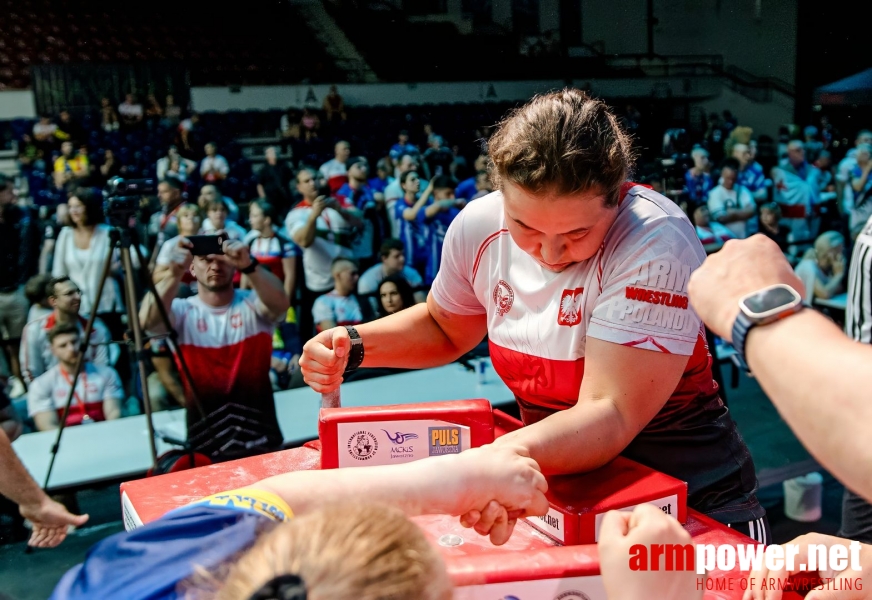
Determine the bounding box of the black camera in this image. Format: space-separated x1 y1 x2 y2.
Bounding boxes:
104 177 156 197
103 177 155 227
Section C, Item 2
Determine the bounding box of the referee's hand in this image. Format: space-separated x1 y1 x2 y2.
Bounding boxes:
300 327 351 393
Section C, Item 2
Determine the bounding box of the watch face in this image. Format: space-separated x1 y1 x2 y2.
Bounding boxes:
742 285 801 317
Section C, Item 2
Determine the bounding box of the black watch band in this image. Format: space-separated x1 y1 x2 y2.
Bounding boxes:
343 325 364 373
240 256 260 274
731 302 808 373
730 311 754 373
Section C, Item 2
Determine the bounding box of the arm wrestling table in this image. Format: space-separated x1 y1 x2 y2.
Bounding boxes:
120 405 803 600
13 361 513 490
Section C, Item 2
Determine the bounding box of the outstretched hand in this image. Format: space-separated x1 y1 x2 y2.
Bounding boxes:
20 497 89 548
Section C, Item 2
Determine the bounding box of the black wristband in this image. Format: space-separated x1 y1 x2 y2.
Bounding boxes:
240 256 260 274
343 325 364 373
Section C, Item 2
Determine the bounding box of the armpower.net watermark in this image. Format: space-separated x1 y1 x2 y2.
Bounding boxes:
629 542 864 593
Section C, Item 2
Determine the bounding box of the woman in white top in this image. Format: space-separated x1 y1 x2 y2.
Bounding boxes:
794 230 846 302
52 189 126 336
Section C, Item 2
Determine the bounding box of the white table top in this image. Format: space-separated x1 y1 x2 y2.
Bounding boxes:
814 292 847 311
13 360 514 490
11 410 187 490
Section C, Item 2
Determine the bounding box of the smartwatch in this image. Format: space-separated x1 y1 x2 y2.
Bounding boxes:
240 256 260 275
343 325 364 373
731 284 805 370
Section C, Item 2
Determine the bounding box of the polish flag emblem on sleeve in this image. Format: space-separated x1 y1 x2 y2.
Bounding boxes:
557 287 584 327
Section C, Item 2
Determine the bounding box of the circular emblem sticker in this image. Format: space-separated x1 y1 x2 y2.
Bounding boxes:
347 431 378 461
555 592 591 600
493 279 514 316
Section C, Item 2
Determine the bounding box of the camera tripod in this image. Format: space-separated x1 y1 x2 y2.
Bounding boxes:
42 225 203 490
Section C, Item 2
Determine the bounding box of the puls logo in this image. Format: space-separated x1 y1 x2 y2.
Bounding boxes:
346 431 378 461
381 430 419 445
428 426 461 456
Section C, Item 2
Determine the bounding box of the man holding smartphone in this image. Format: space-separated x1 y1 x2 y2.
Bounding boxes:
139 236 290 461
286 167 362 337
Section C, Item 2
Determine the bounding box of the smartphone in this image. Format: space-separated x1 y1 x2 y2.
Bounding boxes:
188 234 227 256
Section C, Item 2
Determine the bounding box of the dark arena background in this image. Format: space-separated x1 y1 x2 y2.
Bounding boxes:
0 0 870 598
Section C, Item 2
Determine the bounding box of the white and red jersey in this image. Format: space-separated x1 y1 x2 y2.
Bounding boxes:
318 158 348 193
430 185 719 431
27 362 123 426
285 199 356 292
170 290 284 459
695 223 735 246
312 292 363 331
244 229 299 284
19 313 112 384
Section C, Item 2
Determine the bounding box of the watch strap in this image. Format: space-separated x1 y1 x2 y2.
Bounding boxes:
731 301 809 372
730 311 754 372
240 256 260 274
343 326 364 373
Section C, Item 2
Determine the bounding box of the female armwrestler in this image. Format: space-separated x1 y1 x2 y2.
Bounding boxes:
300 89 768 542
49 444 547 599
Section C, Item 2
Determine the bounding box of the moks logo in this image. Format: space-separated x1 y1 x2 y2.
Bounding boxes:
428 426 461 456
557 287 584 327
381 430 419 445
493 280 514 316
346 431 378 461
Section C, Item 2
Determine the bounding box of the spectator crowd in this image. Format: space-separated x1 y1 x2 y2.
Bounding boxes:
0 91 494 466
658 113 870 311
1 91 868 468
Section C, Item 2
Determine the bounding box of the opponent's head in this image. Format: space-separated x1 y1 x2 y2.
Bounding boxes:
203 502 451 600
488 89 635 271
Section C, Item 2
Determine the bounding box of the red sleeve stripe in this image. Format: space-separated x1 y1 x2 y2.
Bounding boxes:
620 335 672 354
472 228 509 283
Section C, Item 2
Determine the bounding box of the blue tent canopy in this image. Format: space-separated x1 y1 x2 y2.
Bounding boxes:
814 68 872 106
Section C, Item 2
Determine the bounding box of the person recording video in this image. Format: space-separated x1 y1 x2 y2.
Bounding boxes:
139 236 289 461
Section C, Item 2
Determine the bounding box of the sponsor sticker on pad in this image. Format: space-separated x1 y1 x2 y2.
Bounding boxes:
336 420 471 467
